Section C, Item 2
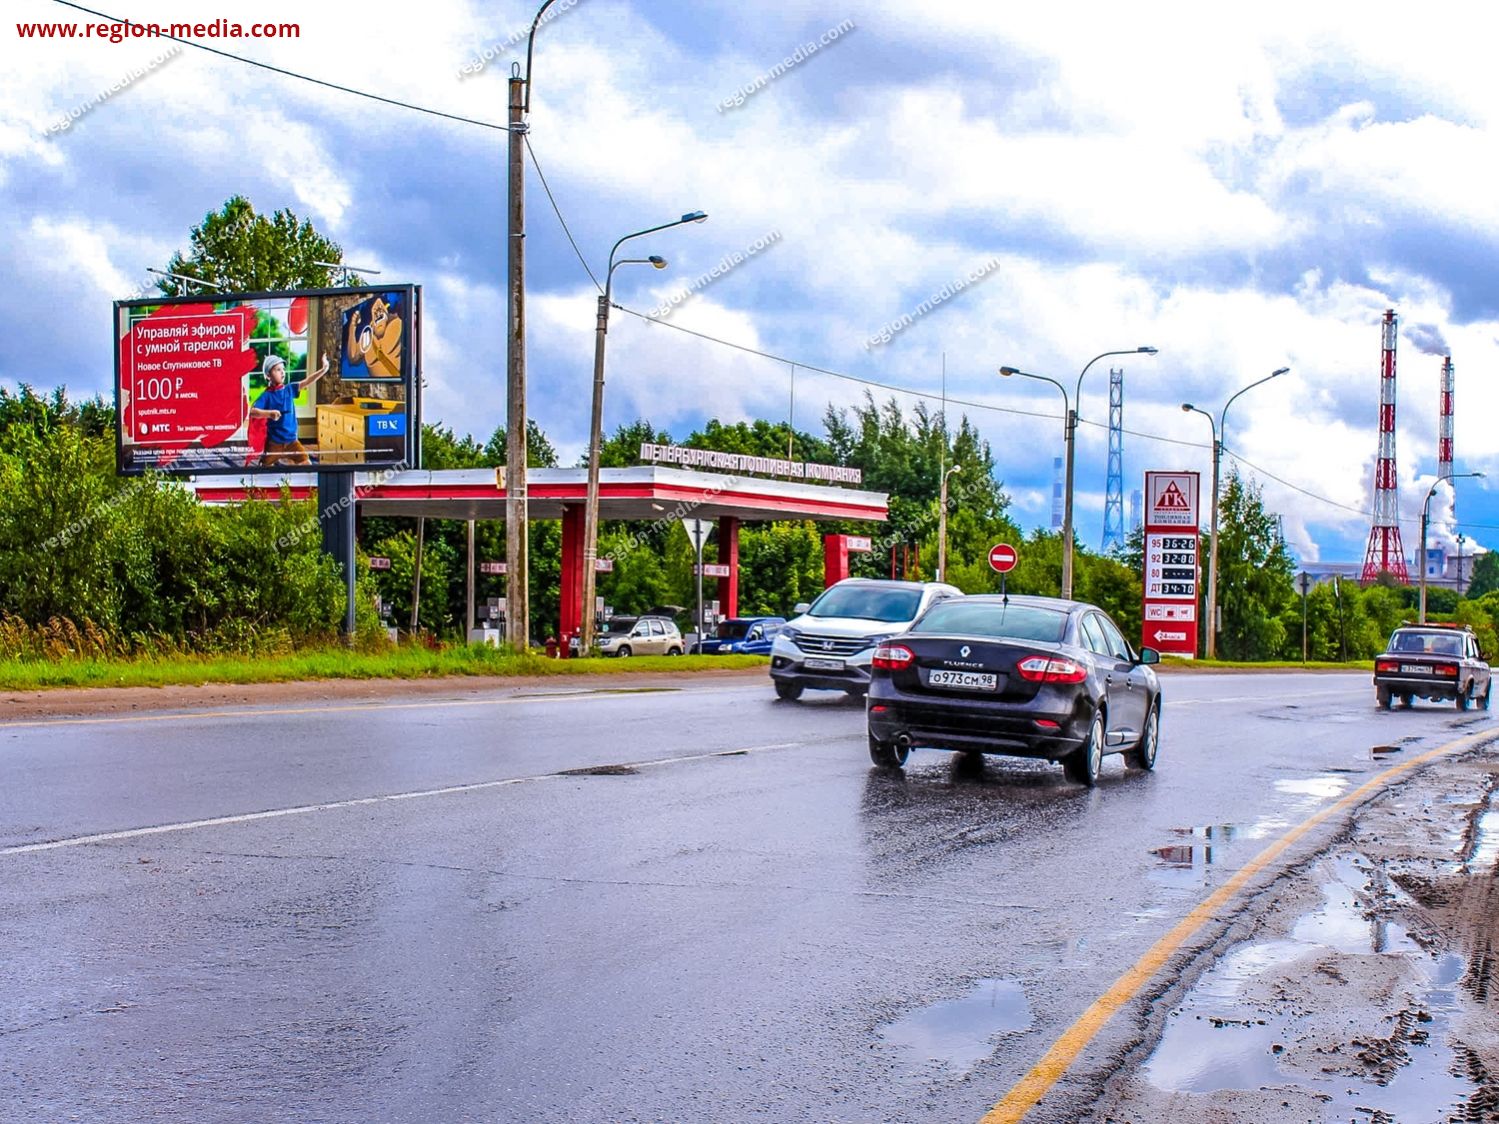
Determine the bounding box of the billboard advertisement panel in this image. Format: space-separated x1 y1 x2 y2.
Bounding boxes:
1141 471 1201 658
115 285 420 475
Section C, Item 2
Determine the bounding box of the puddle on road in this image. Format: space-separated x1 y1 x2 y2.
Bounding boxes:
1143 854 1473 1116
554 763 640 777
1150 823 1279 889
879 978 1031 1073
1466 805 1499 871
1274 774 1350 802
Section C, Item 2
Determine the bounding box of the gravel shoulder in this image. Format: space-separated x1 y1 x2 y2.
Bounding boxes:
1086 738 1499 1122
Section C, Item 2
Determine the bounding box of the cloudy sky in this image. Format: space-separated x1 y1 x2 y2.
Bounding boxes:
6 0 1499 565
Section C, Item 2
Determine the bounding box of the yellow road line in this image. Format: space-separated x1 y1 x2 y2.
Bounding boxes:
981 726 1496 1123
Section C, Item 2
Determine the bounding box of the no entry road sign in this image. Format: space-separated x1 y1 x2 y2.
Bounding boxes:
988 543 1018 573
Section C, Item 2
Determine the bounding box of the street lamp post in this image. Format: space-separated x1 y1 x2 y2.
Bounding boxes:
937 464 961 582
1457 533 1467 594
1420 471 1484 623
1181 366 1290 660
578 213 708 656
1001 347 1157 599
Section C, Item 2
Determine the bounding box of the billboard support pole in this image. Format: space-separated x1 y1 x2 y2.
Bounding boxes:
410 518 424 632
466 518 476 639
319 472 357 638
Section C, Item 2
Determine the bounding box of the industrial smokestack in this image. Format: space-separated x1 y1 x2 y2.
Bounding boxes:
1361 309 1409 583
1439 354 1454 516
1051 456 1063 531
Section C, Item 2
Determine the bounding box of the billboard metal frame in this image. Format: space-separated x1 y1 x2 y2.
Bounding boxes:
113 283 423 477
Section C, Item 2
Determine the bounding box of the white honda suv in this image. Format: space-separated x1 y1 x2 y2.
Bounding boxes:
769 579 963 700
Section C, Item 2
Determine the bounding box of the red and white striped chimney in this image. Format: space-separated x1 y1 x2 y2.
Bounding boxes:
1361 309 1410 583
1439 354 1454 513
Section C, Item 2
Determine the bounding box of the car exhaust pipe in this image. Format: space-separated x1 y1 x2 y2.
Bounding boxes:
895 734 911 751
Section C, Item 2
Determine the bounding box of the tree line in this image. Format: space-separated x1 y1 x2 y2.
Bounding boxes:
11 195 1487 662
4 380 1496 661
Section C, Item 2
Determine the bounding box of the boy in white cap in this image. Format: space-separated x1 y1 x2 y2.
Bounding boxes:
250 352 328 466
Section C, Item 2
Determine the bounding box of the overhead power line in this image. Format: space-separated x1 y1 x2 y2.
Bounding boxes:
51 0 507 131
525 134 602 293
54 0 1484 544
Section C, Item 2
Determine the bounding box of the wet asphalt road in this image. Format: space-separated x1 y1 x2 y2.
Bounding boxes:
1 671 1494 1123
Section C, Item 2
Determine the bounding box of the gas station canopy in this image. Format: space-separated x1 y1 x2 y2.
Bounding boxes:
195 465 890 524
196 466 888 636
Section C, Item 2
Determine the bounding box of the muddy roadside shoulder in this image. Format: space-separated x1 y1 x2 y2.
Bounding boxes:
0 664 771 723
1080 729 1499 1122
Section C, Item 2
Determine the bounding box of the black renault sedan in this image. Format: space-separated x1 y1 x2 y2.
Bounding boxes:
866 595 1161 786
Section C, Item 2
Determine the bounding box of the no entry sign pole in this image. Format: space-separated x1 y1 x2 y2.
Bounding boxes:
989 542 1018 601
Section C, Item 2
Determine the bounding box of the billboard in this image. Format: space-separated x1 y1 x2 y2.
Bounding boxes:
1141 471 1201 658
115 285 420 475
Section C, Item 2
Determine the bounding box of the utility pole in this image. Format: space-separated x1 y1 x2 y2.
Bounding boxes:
505 68 530 649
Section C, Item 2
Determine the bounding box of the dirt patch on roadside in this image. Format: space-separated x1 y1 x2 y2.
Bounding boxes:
0 665 767 722
1087 744 1499 1122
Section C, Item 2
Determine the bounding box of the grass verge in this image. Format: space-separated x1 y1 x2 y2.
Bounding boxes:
1160 657 1374 672
0 648 771 692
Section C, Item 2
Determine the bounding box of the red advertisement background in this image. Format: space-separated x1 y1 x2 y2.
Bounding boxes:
119 304 259 459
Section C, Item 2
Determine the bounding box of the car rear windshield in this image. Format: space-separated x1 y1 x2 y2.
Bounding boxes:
807 586 923 623
717 622 750 639
1391 631 1462 656
911 601 1068 643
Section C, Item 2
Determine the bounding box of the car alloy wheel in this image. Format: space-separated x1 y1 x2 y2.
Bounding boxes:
1127 705 1159 771
1065 709 1105 787
616 645 632 658
868 734 909 770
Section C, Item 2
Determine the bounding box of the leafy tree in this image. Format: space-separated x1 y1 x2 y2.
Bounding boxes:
419 424 486 470
1214 470 1295 660
683 419 831 465
161 195 357 294
596 420 673 468
1467 551 1499 598
737 522 823 615
484 420 559 468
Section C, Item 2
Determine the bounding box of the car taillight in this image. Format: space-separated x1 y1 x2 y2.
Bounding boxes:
1436 663 1458 677
872 644 915 670
1016 656 1088 684
1375 659 1400 673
